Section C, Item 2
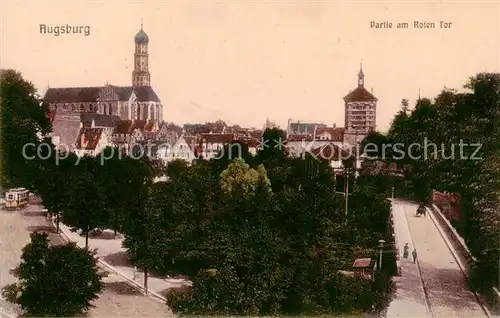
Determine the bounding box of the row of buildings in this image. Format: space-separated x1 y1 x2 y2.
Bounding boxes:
44 25 378 169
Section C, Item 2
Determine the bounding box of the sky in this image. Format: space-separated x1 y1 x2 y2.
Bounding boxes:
1 0 499 131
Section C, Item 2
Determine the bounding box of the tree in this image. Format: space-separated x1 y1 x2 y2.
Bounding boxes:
98 147 134 237
0 69 51 189
34 148 79 232
255 128 288 165
255 128 290 192
1 233 103 316
61 156 108 248
166 159 189 181
220 158 270 196
119 156 156 290
210 141 255 178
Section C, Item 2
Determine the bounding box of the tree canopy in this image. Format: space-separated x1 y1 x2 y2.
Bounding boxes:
2 233 103 317
0 69 51 189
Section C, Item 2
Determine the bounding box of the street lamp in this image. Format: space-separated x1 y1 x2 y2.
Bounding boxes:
378 239 385 271
345 168 349 217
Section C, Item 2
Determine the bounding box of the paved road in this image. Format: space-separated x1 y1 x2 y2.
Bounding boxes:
386 199 430 317
0 201 173 317
395 200 487 317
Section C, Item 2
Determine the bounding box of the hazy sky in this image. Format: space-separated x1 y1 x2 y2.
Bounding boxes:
1 1 499 131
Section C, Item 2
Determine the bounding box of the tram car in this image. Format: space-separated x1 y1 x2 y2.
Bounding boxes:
4 188 30 209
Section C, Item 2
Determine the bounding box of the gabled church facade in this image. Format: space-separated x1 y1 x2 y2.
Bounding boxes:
44 24 163 151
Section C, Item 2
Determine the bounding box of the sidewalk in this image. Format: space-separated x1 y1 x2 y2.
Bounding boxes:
386 199 431 317
55 221 191 302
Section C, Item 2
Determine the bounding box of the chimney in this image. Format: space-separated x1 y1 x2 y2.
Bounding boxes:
81 132 87 148
371 88 373 94
332 123 336 128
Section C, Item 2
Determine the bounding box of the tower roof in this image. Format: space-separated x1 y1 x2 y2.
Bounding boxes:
344 62 377 102
134 27 149 44
343 86 377 102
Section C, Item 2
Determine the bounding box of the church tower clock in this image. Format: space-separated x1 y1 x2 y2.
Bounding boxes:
132 21 151 87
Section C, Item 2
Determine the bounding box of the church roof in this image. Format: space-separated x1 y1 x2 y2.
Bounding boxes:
200 133 235 144
135 29 149 44
343 86 377 102
112 119 155 134
289 122 326 135
81 113 121 128
51 113 81 149
43 86 160 103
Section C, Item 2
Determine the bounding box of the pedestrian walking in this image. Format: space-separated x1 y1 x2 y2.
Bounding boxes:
403 243 409 259
412 249 417 263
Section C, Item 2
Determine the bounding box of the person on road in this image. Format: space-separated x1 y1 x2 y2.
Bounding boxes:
417 204 426 217
412 249 417 263
403 243 409 259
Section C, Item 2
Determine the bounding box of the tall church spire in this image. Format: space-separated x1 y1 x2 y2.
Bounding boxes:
132 21 150 86
358 60 364 87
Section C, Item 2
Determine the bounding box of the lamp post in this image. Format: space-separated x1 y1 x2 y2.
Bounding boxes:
378 239 385 271
143 184 153 295
345 168 349 217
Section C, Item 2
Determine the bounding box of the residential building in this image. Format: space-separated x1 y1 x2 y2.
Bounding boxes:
74 128 109 157
199 133 235 159
287 126 344 158
286 119 326 137
165 135 197 164
111 119 155 154
80 113 121 140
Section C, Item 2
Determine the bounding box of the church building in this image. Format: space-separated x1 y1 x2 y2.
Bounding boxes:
44 24 163 150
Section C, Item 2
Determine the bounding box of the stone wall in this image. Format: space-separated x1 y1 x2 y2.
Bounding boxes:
429 204 476 276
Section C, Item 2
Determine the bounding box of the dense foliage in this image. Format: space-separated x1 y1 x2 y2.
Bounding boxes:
2 69 395 315
123 141 395 315
1 233 103 316
0 69 51 189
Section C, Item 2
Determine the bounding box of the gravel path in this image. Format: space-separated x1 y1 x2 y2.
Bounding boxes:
0 202 174 317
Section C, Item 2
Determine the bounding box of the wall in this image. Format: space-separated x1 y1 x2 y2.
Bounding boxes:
429 204 476 276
